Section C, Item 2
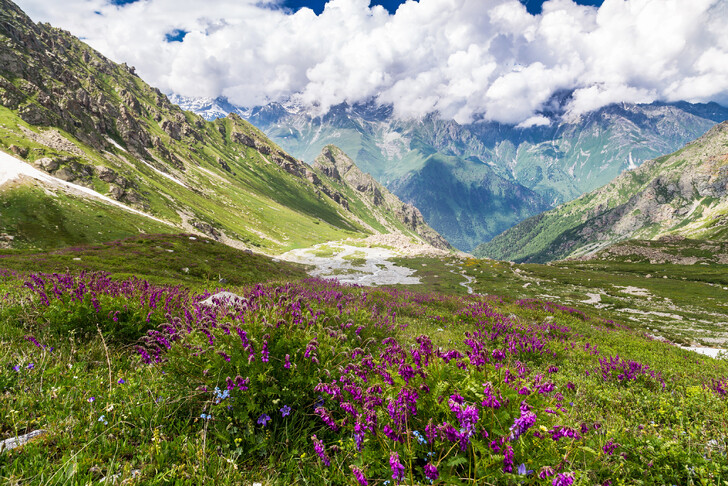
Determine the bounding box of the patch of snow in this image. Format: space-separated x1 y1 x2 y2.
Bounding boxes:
682 347 725 358
582 293 602 305
142 160 187 187
627 152 637 170
105 136 127 152
613 285 651 297
0 150 172 226
619 308 683 320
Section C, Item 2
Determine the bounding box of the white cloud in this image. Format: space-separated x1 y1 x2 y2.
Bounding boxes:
14 0 728 124
517 115 551 128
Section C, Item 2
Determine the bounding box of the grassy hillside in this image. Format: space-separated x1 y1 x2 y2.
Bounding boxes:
0 0 449 253
0 233 307 286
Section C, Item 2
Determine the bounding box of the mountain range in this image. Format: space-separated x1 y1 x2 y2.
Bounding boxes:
475 121 728 262
0 0 449 252
172 95 728 251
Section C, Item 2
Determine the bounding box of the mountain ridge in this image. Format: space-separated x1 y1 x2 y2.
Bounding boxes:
172 94 728 251
0 0 450 252
474 121 728 262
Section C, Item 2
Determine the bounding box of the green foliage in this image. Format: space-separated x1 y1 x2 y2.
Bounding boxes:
1 262 727 485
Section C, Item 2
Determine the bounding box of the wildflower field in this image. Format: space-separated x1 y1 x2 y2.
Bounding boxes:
1 236 727 485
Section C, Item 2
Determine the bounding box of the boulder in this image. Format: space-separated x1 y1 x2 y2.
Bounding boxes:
37 157 59 172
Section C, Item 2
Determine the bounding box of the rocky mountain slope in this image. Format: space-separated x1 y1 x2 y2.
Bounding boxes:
475 122 728 262
576 235 728 265
312 145 450 249
172 95 728 252
0 0 449 252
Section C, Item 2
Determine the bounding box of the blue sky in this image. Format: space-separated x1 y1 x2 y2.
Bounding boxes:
282 0 604 15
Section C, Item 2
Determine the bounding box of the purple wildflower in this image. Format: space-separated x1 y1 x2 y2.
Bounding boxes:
603 439 620 455
424 463 439 480
553 473 574 486
311 435 330 466
539 466 555 479
234 375 249 391
510 409 537 441
280 405 292 417
503 444 514 472
389 452 405 483
117 378 126 384
257 413 271 427
351 466 368 486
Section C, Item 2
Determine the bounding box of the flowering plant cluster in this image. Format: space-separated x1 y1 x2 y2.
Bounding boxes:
8 271 728 485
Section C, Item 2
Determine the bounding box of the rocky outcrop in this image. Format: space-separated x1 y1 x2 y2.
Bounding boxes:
314 145 452 250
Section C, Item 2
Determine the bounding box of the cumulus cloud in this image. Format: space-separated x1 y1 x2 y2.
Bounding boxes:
14 0 728 124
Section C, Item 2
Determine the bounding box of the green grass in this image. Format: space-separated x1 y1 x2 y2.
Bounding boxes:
0 233 307 287
396 255 728 348
1 255 727 485
0 184 175 249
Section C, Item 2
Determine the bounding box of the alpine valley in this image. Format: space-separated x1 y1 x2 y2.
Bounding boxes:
173 95 728 251
1 1 728 485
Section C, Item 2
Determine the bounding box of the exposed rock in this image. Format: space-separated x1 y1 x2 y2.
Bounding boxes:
108 184 125 200
0 429 46 453
96 165 117 183
161 120 181 141
35 157 61 172
231 131 255 147
55 167 76 181
217 157 231 172
9 144 28 158
190 220 222 240
201 291 247 307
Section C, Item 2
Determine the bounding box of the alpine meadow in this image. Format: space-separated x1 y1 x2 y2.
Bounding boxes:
1 0 728 485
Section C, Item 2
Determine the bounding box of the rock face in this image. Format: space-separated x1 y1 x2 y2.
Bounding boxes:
475 121 728 262
314 145 452 250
